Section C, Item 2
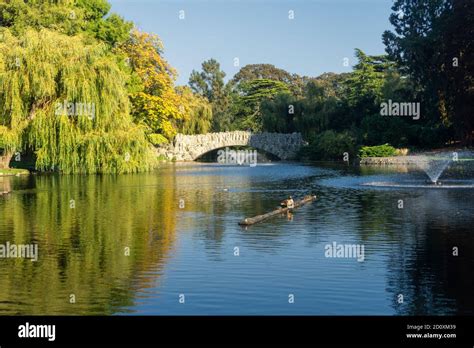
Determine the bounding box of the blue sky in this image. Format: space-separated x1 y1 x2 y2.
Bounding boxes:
109 0 394 85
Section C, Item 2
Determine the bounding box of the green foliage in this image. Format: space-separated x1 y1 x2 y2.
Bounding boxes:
258 44 458 152
0 29 153 173
175 86 212 135
189 58 225 102
306 72 350 99
1 0 467 173
0 125 17 152
238 79 290 105
188 59 232 131
360 114 412 147
358 144 397 158
0 0 132 46
300 130 356 161
231 64 304 96
383 0 474 145
0 167 29 175
260 60 378 140
261 93 297 133
0 1 221 174
261 80 342 139
92 13 133 46
340 49 395 133
147 133 168 146
344 49 393 106
120 29 183 140
233 79 290 131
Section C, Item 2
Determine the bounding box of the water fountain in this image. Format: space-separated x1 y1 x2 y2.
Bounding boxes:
360 150 474 189
413 152 453 185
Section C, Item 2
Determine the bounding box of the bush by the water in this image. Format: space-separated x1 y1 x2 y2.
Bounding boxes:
148 133 169 146
358 144 397 158
300 130 356 161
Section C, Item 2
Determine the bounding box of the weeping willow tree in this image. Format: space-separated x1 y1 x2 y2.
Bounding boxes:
175 86 212 135
0 28 154 173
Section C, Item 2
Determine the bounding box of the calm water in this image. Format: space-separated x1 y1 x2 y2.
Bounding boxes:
0 162 473 315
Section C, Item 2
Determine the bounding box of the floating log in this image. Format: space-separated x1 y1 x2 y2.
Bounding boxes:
238 195 317 226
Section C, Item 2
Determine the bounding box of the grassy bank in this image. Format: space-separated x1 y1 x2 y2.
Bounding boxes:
0 168 30 176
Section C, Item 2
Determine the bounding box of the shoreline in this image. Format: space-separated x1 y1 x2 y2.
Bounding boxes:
0 168 30 177
359 156 422 165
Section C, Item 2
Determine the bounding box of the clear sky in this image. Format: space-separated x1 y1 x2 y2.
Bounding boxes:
109 0 394 85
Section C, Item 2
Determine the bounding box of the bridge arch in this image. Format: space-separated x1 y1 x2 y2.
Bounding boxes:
195 144 283 163
155 131 306 161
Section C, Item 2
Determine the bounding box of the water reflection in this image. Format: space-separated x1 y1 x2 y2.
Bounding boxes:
0 173 178 315
0 163 472 315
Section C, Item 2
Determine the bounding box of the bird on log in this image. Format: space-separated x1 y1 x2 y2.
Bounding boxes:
238 195 317 226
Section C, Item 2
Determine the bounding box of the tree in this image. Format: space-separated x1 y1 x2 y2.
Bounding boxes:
189 59 225 102
299 130 357 161
233 79 290 131
175 86 212 135
0 0 132 46
231 64 304 96
444 0 474 145
261 93 298 133
383 0 474 145
188 59 232 131
0 29 152 173
120 29 183 141
344 49 393 106
261 80 340 139
307 72 351 99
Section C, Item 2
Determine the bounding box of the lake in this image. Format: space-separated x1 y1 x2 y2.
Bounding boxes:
0 162 473 315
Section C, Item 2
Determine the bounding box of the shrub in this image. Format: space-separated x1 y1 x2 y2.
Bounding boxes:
395 148 409 156
148 133 169 146
300 130 357 161
358 144 397 158
156 154 168 162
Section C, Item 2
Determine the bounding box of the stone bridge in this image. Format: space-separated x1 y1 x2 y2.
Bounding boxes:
156 131 306 161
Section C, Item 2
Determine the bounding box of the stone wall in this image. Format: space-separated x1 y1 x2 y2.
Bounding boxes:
360 156 423 165
156 131 306 161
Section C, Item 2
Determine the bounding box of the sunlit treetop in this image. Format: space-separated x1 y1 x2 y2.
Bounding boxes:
0 0 132 46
